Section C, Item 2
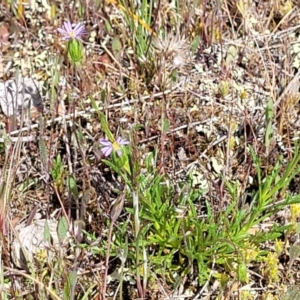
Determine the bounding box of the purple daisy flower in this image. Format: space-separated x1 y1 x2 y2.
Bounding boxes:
99 136 130 157
57 21 87 41
99 139 114 157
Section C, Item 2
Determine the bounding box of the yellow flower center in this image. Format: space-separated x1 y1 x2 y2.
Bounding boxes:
112 141 121 151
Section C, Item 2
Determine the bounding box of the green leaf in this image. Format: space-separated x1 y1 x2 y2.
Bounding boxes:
90 98 114 142
50 154 63 182
44 220 51 243
63 271 77 300
78 3 84 17
68 175 78 198
100 90 106 103
281 286 300 300
161 117 170 133
265 97 274 150
99 112 114 141
112 37 122 58
57 216 68 242
191 35 201 54
105 19 112 32
225 45 238 67
289 245 300 267
39 137 48 167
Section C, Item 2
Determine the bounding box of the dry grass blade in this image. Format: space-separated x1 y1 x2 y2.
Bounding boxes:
0 132 22 234
4 266 61 300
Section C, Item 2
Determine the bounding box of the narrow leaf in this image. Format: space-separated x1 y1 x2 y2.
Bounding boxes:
57 216 68 242
44 220 51 243
68 175 78 198
90 97 114 141
63 271 77 300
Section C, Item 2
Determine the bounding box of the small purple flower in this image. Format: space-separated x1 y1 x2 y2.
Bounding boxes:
99 136 129 157
99 139 114 157
57 21 87 41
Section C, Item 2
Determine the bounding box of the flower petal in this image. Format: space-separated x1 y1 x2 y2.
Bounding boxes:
64 21 73 33
101 146 113 157
116 136 129 145
77 26 87 34
57 28 68 34
99 138 112 146
116 149 122 156
74 22 85 33
76 29 86 37
58 21 87 41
